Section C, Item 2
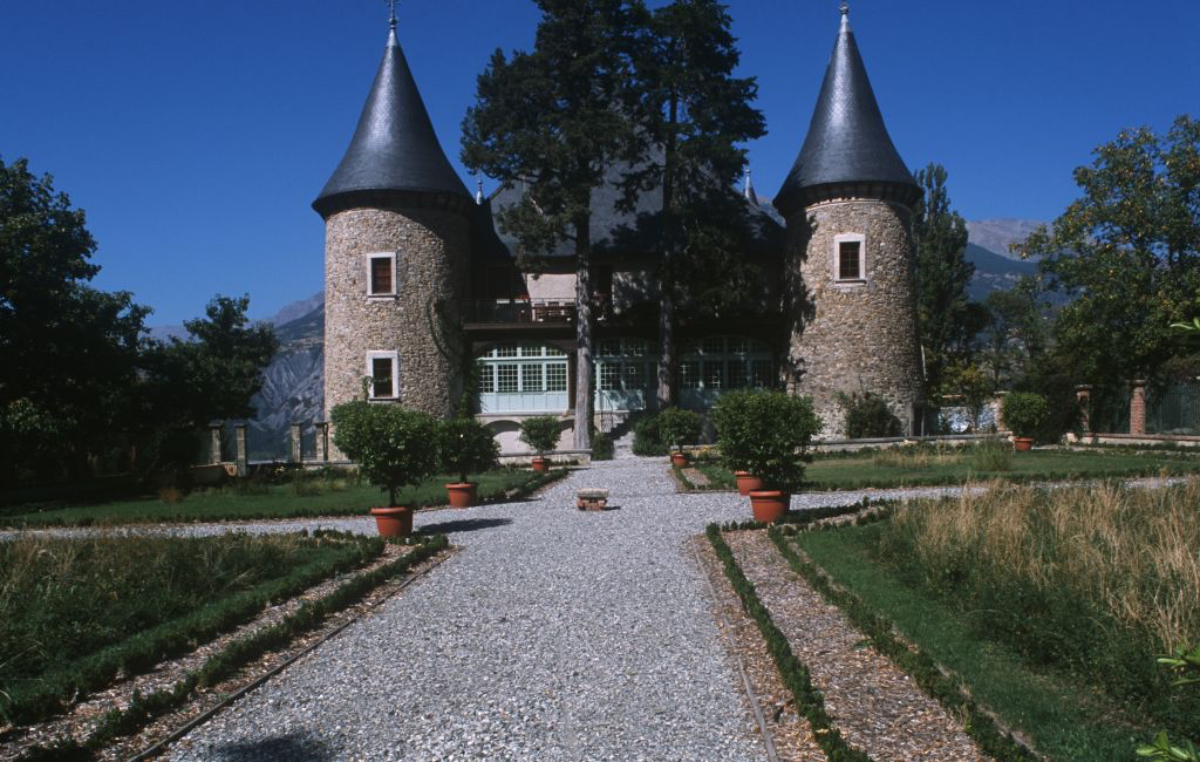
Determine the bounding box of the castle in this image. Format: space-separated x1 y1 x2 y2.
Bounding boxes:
313 7 923 452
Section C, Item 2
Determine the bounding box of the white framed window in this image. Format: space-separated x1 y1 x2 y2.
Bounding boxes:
366 252 397 297
365 351 399 399
832 233 866 282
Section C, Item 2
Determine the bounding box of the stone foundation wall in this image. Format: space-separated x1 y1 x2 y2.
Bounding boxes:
323 206 469 429
785 197 924 438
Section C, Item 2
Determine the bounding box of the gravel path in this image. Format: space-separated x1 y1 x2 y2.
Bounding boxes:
165 456 772 761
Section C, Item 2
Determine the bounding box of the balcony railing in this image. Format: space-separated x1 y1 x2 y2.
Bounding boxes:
463 298 578 325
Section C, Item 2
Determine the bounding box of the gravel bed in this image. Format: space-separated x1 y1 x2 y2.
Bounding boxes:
726 531 986 762
165 457 772 761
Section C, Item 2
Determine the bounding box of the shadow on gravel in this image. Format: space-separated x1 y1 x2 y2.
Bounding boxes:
417 517 513 535
210 732 331 761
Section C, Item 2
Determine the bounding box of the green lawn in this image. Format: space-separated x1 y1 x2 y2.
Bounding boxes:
685 448 1200 492
0 532 377 725
793 524 1155 761
1 468 563 527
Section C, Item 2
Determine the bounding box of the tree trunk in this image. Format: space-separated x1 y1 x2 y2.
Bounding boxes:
657 91 680 410
574 212 593 451
657 292 674 410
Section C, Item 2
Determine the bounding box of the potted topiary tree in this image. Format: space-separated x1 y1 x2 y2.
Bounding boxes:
713 390 822 522
710 391 759 495
520 415 561 472
1002 392 1048 451
330 400 439 536
437 416 500 508
656 407 702 467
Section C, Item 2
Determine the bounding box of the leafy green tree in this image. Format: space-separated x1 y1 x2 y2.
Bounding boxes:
139 295 277 471
1020 116 1200 395
462 0 646 450
654 406 702 453
626 0 766 406
437 416 499 484
519 415 562 456
980 276 1050 388
912 163 984 394
0 156 150 481
144 296 277 427
330 401 439 507
711 390 821 493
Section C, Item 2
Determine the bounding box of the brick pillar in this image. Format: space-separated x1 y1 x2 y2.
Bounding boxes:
209 424 223 465
289 423 303 464
235 424 248 477
1075 385 1093 434
315 422 329 462
1130 380 1147 435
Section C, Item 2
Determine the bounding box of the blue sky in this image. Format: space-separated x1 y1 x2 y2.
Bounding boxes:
2 0 1196 325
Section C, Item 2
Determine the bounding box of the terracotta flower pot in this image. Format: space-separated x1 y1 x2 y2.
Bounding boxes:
735 471 764 496
531 456 549 473
369 506 413 537
671 452 689 467
445 482 478 508
748 490 791 524
1013 437 1034 452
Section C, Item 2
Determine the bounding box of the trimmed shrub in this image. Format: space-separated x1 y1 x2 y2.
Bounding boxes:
436 417 499 483
632 415 668 456
1002 392 1048 439
837 391 902 439
591 431 614 461
519 415 561 456
655 407 702 453
330 401 439 506
711 390 822 492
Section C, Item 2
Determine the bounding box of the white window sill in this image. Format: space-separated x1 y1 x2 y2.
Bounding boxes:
366 294 399 300
832 279 867 289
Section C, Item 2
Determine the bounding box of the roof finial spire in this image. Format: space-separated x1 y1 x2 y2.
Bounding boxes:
387 0 398 30
476 178 485 205
840 1 851 31
743 166 758 204
840 1 850 16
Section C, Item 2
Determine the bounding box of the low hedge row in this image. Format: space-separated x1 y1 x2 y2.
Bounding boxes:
768 526 1037 761
3 469 570 528
2 533 383 726
19 534 449 762
705 525 871 762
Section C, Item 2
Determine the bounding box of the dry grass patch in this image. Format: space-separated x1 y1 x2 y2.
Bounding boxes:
877 479 1200 733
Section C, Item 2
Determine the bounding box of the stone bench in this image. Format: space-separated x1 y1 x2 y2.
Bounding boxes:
576 489 609 511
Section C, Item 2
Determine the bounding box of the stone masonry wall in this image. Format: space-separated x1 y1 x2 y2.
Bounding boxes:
324 206 469 428
785 197 924 438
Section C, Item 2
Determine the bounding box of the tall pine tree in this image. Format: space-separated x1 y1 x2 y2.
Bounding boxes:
912 163 982 394
628 0 765 407
462 0 645 449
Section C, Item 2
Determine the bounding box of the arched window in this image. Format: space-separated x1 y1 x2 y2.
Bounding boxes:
477 343 568 414
680 335 774 409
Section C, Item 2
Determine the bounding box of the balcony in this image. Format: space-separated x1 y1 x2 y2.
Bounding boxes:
463 299 578 325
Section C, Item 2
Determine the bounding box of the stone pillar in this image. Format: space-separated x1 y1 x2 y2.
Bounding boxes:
315 422 329 463
1130 379 1147 435
289 423 303 464
235 424 248 477
1075 385 1093 434
992 391 1008 432
209 424 223 465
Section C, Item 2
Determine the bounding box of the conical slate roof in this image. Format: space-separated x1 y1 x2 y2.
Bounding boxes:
774 9 917 214
313 23 470 217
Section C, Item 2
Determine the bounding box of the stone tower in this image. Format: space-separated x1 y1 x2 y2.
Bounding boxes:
775 6 924 438
313 16 473 425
